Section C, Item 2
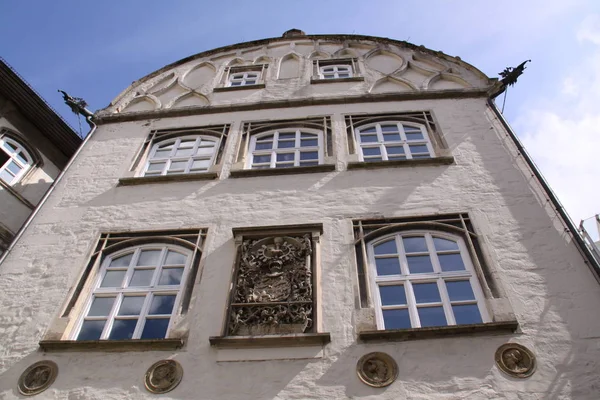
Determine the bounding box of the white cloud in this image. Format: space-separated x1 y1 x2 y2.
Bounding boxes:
515 15 600 223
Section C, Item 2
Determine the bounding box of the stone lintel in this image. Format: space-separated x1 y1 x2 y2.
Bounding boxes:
39 338 184 352
209 332 331 348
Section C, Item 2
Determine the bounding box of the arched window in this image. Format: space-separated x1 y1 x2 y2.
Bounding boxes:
248 129 323 169
0 134 33 185
355 121 434 162
74 243 193 341
367 230 488 330
143 135 218 176
319 64 352 79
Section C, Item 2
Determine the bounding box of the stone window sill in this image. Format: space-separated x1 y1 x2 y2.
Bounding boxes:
347 156 454 170
310 76 365 84
358 321 518 342
214 83 266 92
39 338 184 352
230 164 336 178
118 172 218 186
209 333 331 348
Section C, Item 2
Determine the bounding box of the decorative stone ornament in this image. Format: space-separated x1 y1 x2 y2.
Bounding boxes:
495 343 536 378
17 360 58 396
356 352 398 388
144 359 183 394
228 235 313 335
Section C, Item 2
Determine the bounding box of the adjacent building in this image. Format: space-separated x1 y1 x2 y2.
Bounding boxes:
1 30 599 399
0 59 81 254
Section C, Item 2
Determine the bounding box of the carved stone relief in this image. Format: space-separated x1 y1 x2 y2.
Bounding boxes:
18 360 58 396
228 235 313 335
356 352 398 388
144 359 183 394
495 343 536 378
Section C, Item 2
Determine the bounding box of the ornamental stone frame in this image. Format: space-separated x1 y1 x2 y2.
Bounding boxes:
222 224 322 337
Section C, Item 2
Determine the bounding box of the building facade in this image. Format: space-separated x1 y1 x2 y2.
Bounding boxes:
0 59 81 254
0 31 599 399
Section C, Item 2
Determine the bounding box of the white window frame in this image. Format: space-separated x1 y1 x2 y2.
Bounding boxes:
367 230 489 330
319 64 353 79
72 243 193 341
355 121 435 162
246 128 324 169
142 135 219 176
226 71 260 87
0 135 33 185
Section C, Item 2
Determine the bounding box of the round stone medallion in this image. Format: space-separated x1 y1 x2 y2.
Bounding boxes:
144 359 183 394
18 360 58 396
495 343 536 378
356 352 398 388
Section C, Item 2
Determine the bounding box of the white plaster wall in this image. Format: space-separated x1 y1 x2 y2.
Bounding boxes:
0 96 599 399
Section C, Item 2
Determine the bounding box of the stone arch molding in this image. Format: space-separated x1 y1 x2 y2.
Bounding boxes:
370 76 416 94
181 62 216 90
425 72 471 90
308 50 330 59
278 52 302 79
333 48 359 58
365 49 406 75
121 95 159 113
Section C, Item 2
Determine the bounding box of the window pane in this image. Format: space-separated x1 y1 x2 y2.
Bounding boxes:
374 240 397 255
169 161 188 170
257 135 274 141
446 280 476 301
360 127 377 134
175 148 194 157
276 153 295 162
0 169 13 183
301 132 317 138
301 139 318 147
406 255 434 274
6 162 21 175
137 250 162 266
381 125 399 132
409 145 429 154
109 319 138 340
403 236 427 253
364 157 383 162
275 163 294 168
78 320 105 341
118 296 145 315
255 142 272 150
100 271 126 288
245 80 256 85
383 133 401 142
253 155 271 164
159 268 184 285
299 161 319 167
157 142 174 150
191 159 210 170
379 285 406 305
179 140 195 148
300 151 318 161
147 162 166 172
230 81 241 86
418 306 447 327
149 295 176 315
382 309 411 329
362 147 381 156
338 73 350 78
433 237 460 251
406 132 424 141
153 149 171 158
438 254 466 271
278 140 295 148
453 304 482 325
141 318 170 339
3 141 17 151
323 67 334 72
360 135 378 143
375 257 401 276
279 133 296 139
413 282 441 303
196 146 215 156
165 250 186 265
109 253 133 268
386 146 405 155
88 297 115 316
129 269 154 287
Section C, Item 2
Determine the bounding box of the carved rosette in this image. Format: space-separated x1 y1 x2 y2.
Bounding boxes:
18 360 58 396
144 359 183 394
495 343 536 378
356 352 398 388
228 235 313 335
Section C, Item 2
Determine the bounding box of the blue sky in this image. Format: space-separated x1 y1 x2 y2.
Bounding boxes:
1 0 599 223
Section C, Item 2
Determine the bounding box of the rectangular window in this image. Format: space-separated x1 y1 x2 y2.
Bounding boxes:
223 65 268 88
312 58 359 80
224 224 322 336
